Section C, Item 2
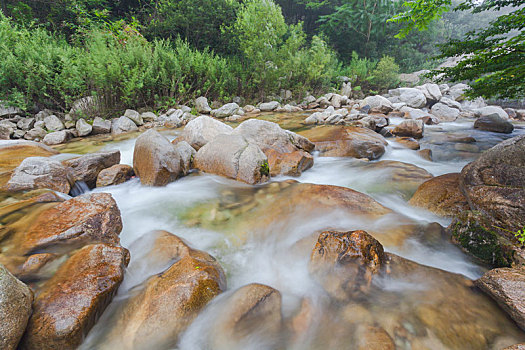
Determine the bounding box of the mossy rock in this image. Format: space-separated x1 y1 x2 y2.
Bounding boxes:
449 211 515 268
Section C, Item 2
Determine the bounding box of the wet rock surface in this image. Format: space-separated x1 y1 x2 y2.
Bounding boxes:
410 173 469 216
0 264 33 350
96 164 134 187
20 243 129 350
63 150 120 188
6 157 72 194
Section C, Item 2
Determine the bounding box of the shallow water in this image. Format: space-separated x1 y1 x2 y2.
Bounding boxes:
38 114 525 349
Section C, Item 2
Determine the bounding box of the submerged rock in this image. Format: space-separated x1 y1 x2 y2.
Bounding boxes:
6 157 71 194
210 283 282 349
300 126 387 160
476 267 525 331
310 230 385 300
20 244 129 350
63 150 120 188
409 173 469 217
96 231 226 350
0 264 33 350
194 134 269 185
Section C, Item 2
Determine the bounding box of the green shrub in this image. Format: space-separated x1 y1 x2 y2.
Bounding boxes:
367 55 400 91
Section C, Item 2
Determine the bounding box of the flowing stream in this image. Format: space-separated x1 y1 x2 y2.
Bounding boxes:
55 114 525 349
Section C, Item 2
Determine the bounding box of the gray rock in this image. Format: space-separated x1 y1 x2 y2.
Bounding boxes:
0 264 33 350
359 96 393 114
194 134 269 185
400 106 430 120
6 156 71 193
474 113 514 134
399 73 420 86
34 110 51 122
341 82 352 98
124 109 143 126
259 101 281 112
34 120 45 128
391 88 427 108
92 117 112 134
76 119 93 137
141 112 157 122
444 83 469 101
431 102 460 122
195 97 212 114
179 105 192 114
17 118 35 131
476 106 509 120
418 83 442 103
44 115 65 131
211 103 240 118
111 116 138 136
305 113 323 125
180 115 233 150
173 141 196 175
43 130 69 145
63 150 121 188
69 96 98 117
133 129 183 186
12 129 26 139
0 125 12 139
439 96 462 110
0 103 22 118
23 127 47 141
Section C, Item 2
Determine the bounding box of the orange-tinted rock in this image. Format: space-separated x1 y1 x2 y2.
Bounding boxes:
392 119 424 139
409 173 469 216
266 149 313 177
19 244 129 350
133 129 183 186
309 230 384 300
356 325 395 350
97 231 226 350
476 267 525 331
417 148 433 161
210 283 282 348
300 126 387 159
395 136 420 150
96 164 134 187
62 150 120 188
18 193 122 255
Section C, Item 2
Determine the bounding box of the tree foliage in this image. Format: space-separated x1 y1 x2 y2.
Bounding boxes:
390 0 525 99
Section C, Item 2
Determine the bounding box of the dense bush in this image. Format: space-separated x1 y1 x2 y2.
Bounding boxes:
368 55 400 92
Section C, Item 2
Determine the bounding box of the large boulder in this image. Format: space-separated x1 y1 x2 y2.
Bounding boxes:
211 103 240 118
476 105 509 120
259 101 280 112
194 134 269 184
474 113 514 134
460 134 525 235
418 83 442 103
392 119 424 139
391 88 427 108
476 267 525 331
0 264 33 350
232 119 314 176
63 150 120 188
133 129 184 186
96 164 134 187
431 102 460 122
6 157 71 194
209 284 282 349
409 173 469 216
179 115 233 150
95 231 226 350
195 96 212 114
300 126 387 160
309 230 385 301
92 117 111 135
124 109 143 126
43 130 69 145
0 141 58 171
20 244 129 350
173 140 196 175
359 95 393 114
17 193 122 255
43 115 64 132
111 116 138 136
444 83 469 101
75 119 92 137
